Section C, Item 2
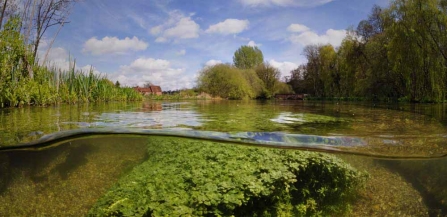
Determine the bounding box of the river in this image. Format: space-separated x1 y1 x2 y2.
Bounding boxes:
0 100 446 216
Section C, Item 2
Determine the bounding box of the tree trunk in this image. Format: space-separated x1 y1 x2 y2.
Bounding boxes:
0 0 8 29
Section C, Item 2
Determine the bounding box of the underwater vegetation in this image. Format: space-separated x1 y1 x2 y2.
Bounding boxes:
89 137 367 216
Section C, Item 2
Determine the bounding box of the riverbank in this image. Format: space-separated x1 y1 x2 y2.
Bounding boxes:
0 18 142 108
0 65 142 108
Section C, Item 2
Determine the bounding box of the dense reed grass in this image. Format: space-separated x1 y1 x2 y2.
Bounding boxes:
0 17 142 108
0 64 142 108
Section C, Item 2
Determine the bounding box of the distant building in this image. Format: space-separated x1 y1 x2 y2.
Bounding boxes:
134 86 162 96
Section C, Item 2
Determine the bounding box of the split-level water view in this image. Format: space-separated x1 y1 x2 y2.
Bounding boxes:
0 100 446 216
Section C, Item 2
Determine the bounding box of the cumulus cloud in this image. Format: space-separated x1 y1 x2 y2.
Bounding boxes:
79 65 103 76
150 25 163 35
109 58 194 90
151 11 200 43
82 36 148 55
239 0 333 7
289 29 346 47
37 39 73 71
176 49 186 56
287 23 310 33
247 40 262 47
39 46 71 71
268 59 298 78
164 17 200 39
38 43 104 76
205 19 249 35
155 37 168 43
205 59 223 67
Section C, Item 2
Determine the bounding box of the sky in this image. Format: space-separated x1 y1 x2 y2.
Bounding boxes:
42 0 390 91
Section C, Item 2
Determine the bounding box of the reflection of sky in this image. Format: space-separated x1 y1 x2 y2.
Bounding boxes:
63 102 204 129
270 112 305 124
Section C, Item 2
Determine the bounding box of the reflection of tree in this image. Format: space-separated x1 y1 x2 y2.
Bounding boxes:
0 101 143 147
139 101 162 112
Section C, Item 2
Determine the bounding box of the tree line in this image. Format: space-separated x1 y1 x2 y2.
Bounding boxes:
287 0 447 102
197 46 292 99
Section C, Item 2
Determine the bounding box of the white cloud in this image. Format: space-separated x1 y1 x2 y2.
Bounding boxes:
164 17 200 39
247 40 262 47
83 36 148 55
150 25 163 35
288 28 346 47
151 11 200 43
79 65 103 76
38 44 104 77
287 24 310 33
268 59 298 78
205 59 223 67
176 49 186 56
239 0 333 7
39 46 71 71
110 58 194 90
205 19 249 35
155 37 168 43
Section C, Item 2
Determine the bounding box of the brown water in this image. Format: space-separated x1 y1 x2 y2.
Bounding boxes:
0 100 446 216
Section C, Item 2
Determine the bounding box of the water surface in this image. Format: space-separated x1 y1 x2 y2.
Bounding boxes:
0 100 446 216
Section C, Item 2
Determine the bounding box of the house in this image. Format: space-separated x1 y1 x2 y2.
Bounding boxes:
134 86 162 96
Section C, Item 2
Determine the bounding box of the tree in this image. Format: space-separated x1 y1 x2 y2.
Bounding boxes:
197 64 255 99
255 63 280 98
21 0 77 60
287 65 306 94
241 69 264 97
302 45 324 97
0 0 18 30
115 80 120 88
233 45 264 69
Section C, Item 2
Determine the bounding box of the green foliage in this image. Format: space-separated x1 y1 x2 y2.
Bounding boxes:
89 137 366 217
0 17 142 107
197 64 256 99
241 69 265 97
233 45 264 69
290 0 447 102
255 63 282 98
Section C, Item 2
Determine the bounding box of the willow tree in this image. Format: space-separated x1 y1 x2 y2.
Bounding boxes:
233 45 264 69
387 0 447 102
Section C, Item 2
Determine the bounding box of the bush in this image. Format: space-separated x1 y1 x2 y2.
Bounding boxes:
197 64 256 99
89 137 366 216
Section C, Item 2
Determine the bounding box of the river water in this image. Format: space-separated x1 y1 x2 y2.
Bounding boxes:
0 100 446 216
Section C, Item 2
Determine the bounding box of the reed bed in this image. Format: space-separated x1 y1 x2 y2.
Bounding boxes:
0 63 142 108
0 18 142 108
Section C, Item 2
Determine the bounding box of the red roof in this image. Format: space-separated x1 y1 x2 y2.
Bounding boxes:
134 86 162 94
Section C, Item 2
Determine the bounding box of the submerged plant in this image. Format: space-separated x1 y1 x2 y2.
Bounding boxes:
89 137 367 216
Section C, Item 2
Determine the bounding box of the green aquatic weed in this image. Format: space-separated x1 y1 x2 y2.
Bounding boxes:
89 137 366 216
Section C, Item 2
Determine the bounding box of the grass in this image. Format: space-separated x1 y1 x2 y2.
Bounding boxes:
0 17 142 108
0 63 142 108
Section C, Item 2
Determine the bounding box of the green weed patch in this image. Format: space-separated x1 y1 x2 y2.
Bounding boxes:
89 137 366 216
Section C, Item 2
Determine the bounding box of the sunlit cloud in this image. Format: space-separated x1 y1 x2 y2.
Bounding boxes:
83 36 148 55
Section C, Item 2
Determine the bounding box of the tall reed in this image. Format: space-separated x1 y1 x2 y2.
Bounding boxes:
0 17 142 108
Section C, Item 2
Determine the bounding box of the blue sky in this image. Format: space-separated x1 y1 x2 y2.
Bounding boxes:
41 0 389 90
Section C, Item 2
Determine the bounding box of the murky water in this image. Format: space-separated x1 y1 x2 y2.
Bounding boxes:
0 101 446 216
